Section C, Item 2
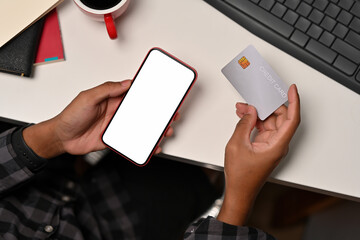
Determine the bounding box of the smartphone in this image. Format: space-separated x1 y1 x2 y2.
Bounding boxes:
102 48 197 166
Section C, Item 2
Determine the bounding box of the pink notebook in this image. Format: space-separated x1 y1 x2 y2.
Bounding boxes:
34 8 65 65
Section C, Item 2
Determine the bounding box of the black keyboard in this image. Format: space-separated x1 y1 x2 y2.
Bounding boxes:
204 0 360 94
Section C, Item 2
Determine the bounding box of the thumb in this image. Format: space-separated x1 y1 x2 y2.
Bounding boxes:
85 80 132 105
231 105 257 144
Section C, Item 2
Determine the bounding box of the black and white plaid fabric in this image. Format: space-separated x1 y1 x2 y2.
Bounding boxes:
185 216 276 240
0 127 276 240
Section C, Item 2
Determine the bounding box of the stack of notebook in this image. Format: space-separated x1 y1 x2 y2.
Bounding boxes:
0 0 64 77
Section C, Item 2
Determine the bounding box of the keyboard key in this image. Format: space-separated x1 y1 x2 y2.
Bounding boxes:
296 2 312 17
333 55 357 75
313 0 329 11
330 0 339 3
307 24 324 39
325 3 341 18
295 17 312 32
284 0 301 10
271 3 287 18
321 16 337 31
225 0 295 37
306 39 337 63
332 38 360 63
309 9 325 24
356 71 360 83
332 23 349 38
259 0 275 10
349 17 360 33
337 10 353 25
319 31 336 46
283 9 299 25
350 2 360 18
251 0 261 4
345 30 360 49
304 0 314 4
338 0 355 11
291 29 310 46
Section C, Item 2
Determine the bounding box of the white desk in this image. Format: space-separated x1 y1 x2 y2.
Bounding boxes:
1 0 360 200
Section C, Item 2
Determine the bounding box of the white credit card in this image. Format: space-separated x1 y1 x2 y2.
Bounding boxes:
221 45 289 120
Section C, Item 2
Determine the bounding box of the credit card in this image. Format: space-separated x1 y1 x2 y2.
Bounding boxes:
222 45 288 120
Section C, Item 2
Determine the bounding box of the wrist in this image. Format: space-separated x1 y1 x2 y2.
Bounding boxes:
217 187 256 226
216 178 261 226
23 119 64 159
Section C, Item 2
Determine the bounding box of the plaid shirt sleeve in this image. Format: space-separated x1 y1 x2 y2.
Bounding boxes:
0 127 47 196
184 216 276 240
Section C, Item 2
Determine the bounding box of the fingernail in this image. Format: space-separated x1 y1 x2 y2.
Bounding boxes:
246 105 255 114
121 80 132 87
236 102 248 109
236 102 248 106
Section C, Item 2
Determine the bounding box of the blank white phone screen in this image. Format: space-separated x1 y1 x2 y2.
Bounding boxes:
102 49 196 165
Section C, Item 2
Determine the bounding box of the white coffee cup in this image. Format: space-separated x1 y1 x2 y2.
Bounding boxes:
73 0 130 39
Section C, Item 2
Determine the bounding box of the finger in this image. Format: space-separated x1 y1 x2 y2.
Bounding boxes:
263 114 277 130
84 80 132 105
235 102 249 118
286 84 301 129
274 105 287 116
154 146 162 155
230 105 257 144
287 84 301 119
164 126 174 137
275 84 301 146
173 112 181 121
255 120 266 132
274 105 288 129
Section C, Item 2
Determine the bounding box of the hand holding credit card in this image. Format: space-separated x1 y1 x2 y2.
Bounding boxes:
222 45 289 120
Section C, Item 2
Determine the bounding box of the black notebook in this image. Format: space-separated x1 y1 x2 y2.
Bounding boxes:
0 18 44 77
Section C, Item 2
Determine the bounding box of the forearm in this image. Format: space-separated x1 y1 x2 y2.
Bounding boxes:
0 126 48 196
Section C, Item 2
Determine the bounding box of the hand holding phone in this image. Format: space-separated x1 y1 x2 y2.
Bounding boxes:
102 48 197 166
